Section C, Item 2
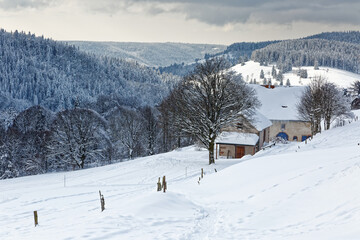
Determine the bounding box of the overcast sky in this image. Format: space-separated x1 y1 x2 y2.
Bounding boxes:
0 0 359 44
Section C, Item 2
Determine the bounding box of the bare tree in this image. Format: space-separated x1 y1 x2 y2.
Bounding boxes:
12 105 53 174
297 77 324 135
158 97 192 153
140 106 158 156
297 76 350 135
0 128 22 179
109 107 144 160
321 82 351 129
49 108 110 170
161 58 260 165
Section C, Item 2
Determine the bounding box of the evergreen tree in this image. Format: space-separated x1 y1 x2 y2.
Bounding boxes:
276 71 284 82
314 60 319 70
271 65 277 78
351 80 360 96
260 69 265 79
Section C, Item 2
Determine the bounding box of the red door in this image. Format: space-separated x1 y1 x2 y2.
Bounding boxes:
235 146 245 158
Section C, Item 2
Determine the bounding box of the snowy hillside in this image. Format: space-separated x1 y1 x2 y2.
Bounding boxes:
233 61 360 88
1 112 360 239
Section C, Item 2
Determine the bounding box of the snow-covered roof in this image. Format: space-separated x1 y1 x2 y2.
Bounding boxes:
253 85 305 121
251 110 272 131
216 132 259 146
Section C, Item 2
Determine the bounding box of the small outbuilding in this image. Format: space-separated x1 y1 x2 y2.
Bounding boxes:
215 111 272 159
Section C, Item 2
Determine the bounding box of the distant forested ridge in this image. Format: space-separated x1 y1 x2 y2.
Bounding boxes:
251 39 360 73
210 40 280 63
159 40 280 76
0 29 170 112
159 31 360 77
304 31 360 45
66 41 226 67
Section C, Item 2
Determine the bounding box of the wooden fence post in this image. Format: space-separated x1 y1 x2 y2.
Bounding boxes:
157 177 161 191
162 176 167 193
99 190 105 212
33 211 38 227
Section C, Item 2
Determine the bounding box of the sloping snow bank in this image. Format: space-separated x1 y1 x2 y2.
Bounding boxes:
1 113 360 239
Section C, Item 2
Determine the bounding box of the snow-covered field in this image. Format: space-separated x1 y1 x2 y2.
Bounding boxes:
2 111 360 239
233 61 360 88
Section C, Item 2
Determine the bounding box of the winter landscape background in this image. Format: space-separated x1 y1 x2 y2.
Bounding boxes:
1 26 360 239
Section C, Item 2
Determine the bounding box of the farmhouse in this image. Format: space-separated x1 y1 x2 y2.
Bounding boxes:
215 85 312 159
215 111 272 159
255 85 312 142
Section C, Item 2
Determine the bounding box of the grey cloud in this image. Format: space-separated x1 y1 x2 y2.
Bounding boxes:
178 4 252 25
85 0 360 26
0 0 56 10
5 0 358 27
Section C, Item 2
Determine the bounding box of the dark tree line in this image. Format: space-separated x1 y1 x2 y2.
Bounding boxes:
304 31 360 45
210 41 281 65
0 102 192 179
252 39 360 73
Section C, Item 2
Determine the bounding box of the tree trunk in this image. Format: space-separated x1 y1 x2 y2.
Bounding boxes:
129 148 133 160
208 140 215 165
80 154 85 169
325 116 331 130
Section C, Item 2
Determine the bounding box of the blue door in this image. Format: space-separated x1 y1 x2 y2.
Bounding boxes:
302 135 309 141
276 132 288 140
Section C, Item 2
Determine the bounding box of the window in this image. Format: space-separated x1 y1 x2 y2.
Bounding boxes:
293 136 298 141
236 122 244 130
281 123 285 130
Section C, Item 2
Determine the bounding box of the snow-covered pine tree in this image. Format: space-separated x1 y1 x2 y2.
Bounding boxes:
260 69 264 79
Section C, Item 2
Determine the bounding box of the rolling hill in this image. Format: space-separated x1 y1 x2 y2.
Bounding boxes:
65 41 226 67
0 30 170 112
232 61 360 88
